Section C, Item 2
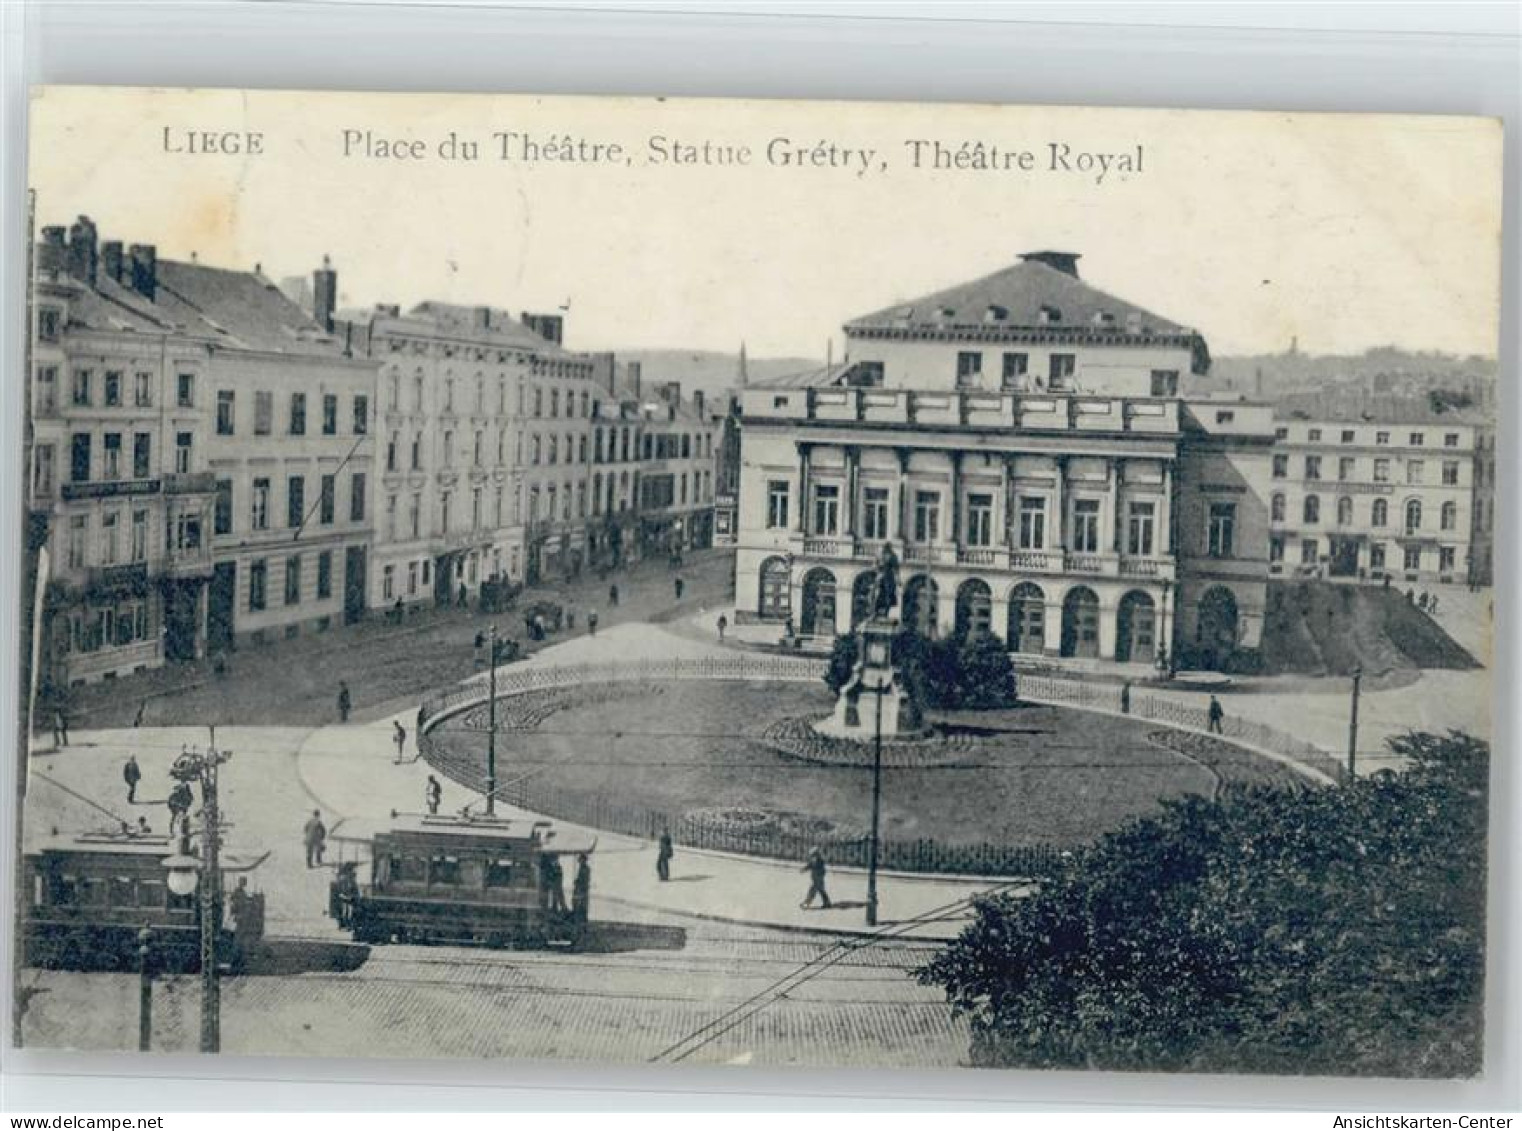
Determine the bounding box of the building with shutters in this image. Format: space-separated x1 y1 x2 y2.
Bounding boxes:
733 250 1277 671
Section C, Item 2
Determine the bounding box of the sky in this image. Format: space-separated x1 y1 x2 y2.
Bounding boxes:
28 87 1505 362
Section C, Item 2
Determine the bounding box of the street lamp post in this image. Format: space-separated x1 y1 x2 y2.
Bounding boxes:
486 624 499 815
1347 664 1363 783
137 926 152 1052
866 678 884 928
162 732 232 1054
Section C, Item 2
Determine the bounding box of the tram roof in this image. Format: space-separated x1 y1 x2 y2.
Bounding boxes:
23 826 269 871
333 814 598 854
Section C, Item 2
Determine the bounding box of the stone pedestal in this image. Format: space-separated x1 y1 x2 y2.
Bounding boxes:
816 617 919 740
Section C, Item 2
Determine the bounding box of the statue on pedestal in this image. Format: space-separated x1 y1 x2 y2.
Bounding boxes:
867 542 900 620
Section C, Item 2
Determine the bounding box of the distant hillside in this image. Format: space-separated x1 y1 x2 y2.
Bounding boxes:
1198 347 1497 400
612 349 819 401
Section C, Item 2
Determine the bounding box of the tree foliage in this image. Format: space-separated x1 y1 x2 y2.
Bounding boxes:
917 731 1488 1077
823 629 1016 710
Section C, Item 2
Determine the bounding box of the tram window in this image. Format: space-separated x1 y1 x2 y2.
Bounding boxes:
111 876 137 907
394 855 427 883
81 878 109 906
51 873 81 906
168 890 194 912
137 879 166 908
428 855 462 886
484 859 516 888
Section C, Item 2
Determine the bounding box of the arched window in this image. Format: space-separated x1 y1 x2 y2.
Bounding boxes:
1441 501 1457 530
1371 499 1388 527
1271 493 1285 522
1337 497 1353 526
1303 495 1320 524
1405 500 1422 533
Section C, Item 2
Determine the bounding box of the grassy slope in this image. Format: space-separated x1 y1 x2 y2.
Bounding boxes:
1259 581 1478 677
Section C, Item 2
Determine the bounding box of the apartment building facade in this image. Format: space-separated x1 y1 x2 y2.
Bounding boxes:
734 251 1276 671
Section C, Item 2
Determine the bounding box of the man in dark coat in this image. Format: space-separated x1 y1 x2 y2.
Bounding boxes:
1207 695 1225 735
337 682 352 723
304 809 327 869
800 847 831 910
123 756 142 803
572 854 591 922
425 774 443 816
656 830 674 881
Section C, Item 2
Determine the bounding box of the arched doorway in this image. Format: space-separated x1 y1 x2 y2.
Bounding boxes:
1061 586 1100 658
758 556 789 620
800 568 838 637
1115 590 1157 663
902 575 939 638
851 571 876 628
1196 586 1239 669
955 579 993 638
1007 583 1046 654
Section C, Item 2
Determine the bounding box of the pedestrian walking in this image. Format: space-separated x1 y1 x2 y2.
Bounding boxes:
609 583 620 607
167 781 194 835
123 755 142 803
337 681 352 723
1120 681 1132 716
51 706 69 749
656 829 674 881
136 816 153 836
547 855 568 913
425 774 443 816
1418 591 1430 612
133 699 147 728
566 604 577 630
588 611 599 637
800 847 831 910
717 614 728 642
1430 594 1440 615
393 720 407 763
304 809 327 869
1207 695 1225 735
572 854 591 921
674 575 685 601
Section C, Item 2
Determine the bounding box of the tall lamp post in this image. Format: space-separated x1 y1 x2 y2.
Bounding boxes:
137 927 153 1052
1347 664 1363 783
486 624 499 815
861 624 893 928
161 733 232 1054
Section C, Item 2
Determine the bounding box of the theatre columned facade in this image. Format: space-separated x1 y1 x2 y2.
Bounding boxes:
733 251 1276 670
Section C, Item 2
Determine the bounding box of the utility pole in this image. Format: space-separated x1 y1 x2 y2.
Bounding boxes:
866 680 884 928
486 624 498 815
200 729 223 1053
1347 665 1362 784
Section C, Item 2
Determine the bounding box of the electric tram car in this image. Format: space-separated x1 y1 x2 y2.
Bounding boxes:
21 829 269 972
328 813 596 949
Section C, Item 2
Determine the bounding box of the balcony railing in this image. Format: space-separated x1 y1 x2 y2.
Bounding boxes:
744 387 1186 435
61 477 160 501
1008 549 1063 573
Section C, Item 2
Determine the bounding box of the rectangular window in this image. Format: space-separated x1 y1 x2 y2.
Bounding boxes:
1409 432 1424 446
410 495 421 539
1336 456 1353 481
101 511 119 564
1403 545 1422 572
1442 460 1460 486
1018 496 1047 550
966 493 993 547
1305 455 1322 479
1407 460 1424 485
1001 353 1029 388
134 371 152 407
1269 536 1284 563
1301 538 1318 565
862 487 889 541
1373 458 1390 482
254 391 273 435
251 478 270 530
133 433 152 480
174 432 193 474
249 559 268 611
1376 431 1390 445
353 395 369 434
913 491 940 543
1370 542 1386 570
1208 503 1236 558
955 351 983 387
1440 546 1456 573
284 555 302 606
33 444 55 497
812 484 840 536
1272 454 1287 478
766 481 790 529
37 306 60 341
102 433 121 480
71 369 92 406
217 390 235 435
1444 433 1460 448
67 515 87 569
104 371 122 407
407 561 418 595
350 472 367 522
318 551 333 599
214 480 232 535
70 433 91 483
1341 429 1355 444
287 476 305 529
1127 500 1156 557
320 475 335 525
1048 354 1076 390
322 394 337 435
1149 370 1179 397
411 433 421 471
1308 428 1322 442
35 365 58 413
1071 499 1101 553
289 393 307 435
382 564 395 601
177 372 195 408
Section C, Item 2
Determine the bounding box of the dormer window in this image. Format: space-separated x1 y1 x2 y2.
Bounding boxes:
1038 305 1062 325
983 305 1008 323
936 306 956 320
1091 311 1116 328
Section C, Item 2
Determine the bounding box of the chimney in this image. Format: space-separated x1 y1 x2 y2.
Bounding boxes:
1019 250 1081 278
101 241 124 283
662 381 681 405
67 216 99 286
39 226 66 273
628 361 642 400
128 244 158 301
694 390 706 419
520 312 563 345
312 254 337 333
474 306 492 331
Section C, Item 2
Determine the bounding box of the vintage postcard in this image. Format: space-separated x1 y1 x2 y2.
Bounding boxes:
12 86 1503 1075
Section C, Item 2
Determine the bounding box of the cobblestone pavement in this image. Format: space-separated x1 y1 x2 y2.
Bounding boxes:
17 916 970 1067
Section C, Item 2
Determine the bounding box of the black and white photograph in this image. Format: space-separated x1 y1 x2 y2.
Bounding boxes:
9 84 1505 1079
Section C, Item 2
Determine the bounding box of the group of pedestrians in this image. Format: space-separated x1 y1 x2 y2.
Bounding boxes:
654 829 834 911
119 754 197 836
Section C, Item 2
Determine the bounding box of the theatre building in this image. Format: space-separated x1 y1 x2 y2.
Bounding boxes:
733 251 1275 671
